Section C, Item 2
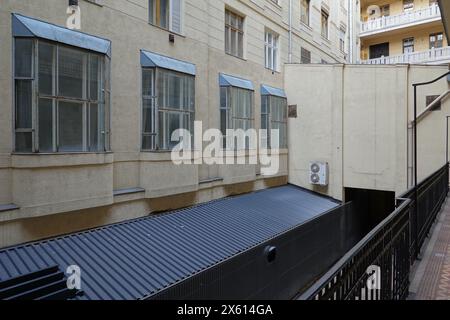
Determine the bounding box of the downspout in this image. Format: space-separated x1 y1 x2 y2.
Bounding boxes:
348 0 353 63
288 0 293 63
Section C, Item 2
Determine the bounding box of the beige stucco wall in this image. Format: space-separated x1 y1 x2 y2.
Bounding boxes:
1 0 348 247
286 63 450 201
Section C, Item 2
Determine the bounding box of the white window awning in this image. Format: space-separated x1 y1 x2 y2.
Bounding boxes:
12 13 111 57
219 73 254 91
261 84 287 98
140 50 196 76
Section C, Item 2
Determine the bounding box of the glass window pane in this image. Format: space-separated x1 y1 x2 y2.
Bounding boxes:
158 111 165 149
58 101 83 152
15 132 32 153
39 98 53 152
143 98 154 133
39 42 54 95
168 112 181 149
168 73 182 109
89 103 99 151
15 38 33 78
142 135 155 150
89 55 100 101
160 0 169 28
238 32 244 57
58 47 86 99
15 80 32 129
142 69 154 97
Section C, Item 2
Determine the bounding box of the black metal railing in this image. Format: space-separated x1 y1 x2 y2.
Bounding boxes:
298 163 449 300
400 163 449 262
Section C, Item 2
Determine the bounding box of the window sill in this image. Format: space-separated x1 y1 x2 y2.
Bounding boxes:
140 150 202 162
265 67 281 74
225 52 247 61
147 23 186 38
11 152 114 169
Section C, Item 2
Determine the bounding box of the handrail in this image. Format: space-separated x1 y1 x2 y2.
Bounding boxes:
298 163 449 300
361 4 441 34
416 90 450 124
297 198 411 300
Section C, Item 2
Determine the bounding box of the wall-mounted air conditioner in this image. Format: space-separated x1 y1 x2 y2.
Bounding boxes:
309 162 329 186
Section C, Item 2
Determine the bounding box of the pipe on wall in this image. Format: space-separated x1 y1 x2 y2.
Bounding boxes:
288 0 293 63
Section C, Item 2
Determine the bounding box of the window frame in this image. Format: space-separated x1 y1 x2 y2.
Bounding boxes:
261 95 288 149
12 37 111 154
220 85 254 150
264 29 280 72
141 67 195 151
403 37 415 54
300 0 311 26
301 47 311 64
430 32 444 49
225 9 245 59
149 0 184 34
321 9 329 40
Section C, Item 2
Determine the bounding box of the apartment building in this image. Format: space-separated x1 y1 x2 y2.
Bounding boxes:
360 0 449 64
0 0 350 247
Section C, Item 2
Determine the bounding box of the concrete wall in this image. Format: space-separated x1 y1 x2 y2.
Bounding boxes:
286 63 450 201
0 0 347 247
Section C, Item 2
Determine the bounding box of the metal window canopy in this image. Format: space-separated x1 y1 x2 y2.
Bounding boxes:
12 13 111 57
261 84 287 98
219 73 254 91
140 50 196 76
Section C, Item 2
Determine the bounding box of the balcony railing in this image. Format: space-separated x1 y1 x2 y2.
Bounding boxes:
362 46 450 65
361 4 441 35
298 164 449 300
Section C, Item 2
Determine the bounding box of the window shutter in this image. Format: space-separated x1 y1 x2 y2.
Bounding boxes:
170 0 182 34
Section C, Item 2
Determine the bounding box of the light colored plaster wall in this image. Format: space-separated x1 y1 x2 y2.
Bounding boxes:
408 65 450 182
286 63 450 200
343 65 408 194
285 64 344 200
0 0 304 246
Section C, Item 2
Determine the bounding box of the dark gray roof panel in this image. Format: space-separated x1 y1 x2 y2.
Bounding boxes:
0 185 339 300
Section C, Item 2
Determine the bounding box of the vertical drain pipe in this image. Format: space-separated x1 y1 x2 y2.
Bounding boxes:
288 0 293 63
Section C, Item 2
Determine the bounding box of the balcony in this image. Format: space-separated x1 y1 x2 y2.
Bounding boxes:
360 4 441 37
361 46 450 65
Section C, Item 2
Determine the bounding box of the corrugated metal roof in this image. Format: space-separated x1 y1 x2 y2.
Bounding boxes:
12 13 112 57
0 185 339 300
140 50 196 75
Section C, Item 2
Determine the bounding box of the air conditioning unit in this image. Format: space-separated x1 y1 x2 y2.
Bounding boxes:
309 162 329 186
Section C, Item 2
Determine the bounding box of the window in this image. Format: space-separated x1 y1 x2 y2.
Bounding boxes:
321 59 328 64
403 0 414 12
301 47 311 64
430 33 444 49
261 95 287 149
339 26 346 52
321 9 329 39
142 68 195 151
149 0 183 33
265 30 279 71
14 39 110 153
381 4 390 17
403 38 414 54
225 9 245 58
301 0 310 26
220 86 254 149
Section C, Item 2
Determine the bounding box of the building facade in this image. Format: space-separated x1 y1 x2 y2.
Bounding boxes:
360 0 449 64
0 0 350 248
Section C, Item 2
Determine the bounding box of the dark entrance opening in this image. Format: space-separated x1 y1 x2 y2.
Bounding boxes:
369 42 390 59
345 188 396 234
